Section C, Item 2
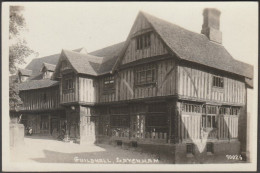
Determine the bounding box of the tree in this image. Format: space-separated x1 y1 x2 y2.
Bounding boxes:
9 6 34 111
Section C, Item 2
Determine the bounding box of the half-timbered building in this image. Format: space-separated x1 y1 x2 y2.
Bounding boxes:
12 8 254 163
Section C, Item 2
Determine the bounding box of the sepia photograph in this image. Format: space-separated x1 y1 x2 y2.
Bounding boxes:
2 2 258 172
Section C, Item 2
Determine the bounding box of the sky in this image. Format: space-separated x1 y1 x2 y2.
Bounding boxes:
11 2 258 69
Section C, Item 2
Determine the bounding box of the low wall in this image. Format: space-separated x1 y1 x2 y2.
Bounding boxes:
10 123 25 148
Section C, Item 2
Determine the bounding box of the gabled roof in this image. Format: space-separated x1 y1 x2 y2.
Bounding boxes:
89 42 125 74
23 11 253 83
18 79 59 91
26 54 60 76
41 62 56 72
18 68 32 76
140 12 253 79
61 49 103 76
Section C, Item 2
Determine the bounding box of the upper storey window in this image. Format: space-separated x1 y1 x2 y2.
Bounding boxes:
136 33 151 50
103 76 115 93
213 76 224 88
62 74 74 92
135 63 157 86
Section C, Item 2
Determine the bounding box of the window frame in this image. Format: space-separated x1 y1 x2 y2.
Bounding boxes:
186 143 195 155
212 75 224 88
103 75 115 94
202 105 218 129
62 75 74 92
110 115 129 127
134 63 157 87
206 142 214 154
136 32 151 50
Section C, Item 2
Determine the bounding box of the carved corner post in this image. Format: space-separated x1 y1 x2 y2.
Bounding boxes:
176 102 182 143
167 100 178 144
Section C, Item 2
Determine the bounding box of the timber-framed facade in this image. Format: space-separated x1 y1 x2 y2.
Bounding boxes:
10 8 254 163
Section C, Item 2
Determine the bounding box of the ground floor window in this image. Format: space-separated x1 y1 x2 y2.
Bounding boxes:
206 142 214 153
202 115 217 128
146 115 168 133
110 115 129 127
186 143 194 155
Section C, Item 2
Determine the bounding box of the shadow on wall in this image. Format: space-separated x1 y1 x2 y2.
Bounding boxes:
179 112 243 163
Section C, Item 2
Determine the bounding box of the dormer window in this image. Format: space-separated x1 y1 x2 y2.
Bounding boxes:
17 69 32 83
41 63 56 79
136 32 151 50
213 76 224 88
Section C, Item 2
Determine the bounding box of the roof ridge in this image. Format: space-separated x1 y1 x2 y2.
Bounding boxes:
141 11 204 37
89 41 125 54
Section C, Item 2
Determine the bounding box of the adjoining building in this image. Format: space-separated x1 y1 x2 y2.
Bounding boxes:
11 9 254 163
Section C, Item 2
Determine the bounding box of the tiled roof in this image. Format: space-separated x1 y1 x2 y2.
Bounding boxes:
60 42 126 76
18 79 59 91
18 68 32 76
141 12 253 79
62 49 103 76
42 62 56 72
23 11 253 85
89 42 125 74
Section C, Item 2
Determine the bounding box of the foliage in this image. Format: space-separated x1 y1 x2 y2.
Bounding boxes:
9 6 35 111
9 76 23 111
9 6 25 39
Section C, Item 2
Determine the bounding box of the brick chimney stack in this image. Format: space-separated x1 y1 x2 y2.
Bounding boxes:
201 8 222 44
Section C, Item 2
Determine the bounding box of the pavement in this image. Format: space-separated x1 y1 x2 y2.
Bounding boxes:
10 136 167 164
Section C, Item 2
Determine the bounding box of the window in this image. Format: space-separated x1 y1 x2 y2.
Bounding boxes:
103 76 115 93
202 106 218 128
182 103 201 113
146 115 168 133
202 115 217 128
110 115 129 127
186 143 194 155
230 107 240 115
136 33 151 50
206 142 214 153
135 63 156 86
219 107 229 115
213 76 224 88
63 78 74 91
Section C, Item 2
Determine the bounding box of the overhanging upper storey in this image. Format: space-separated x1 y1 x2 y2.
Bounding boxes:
112 11 253 88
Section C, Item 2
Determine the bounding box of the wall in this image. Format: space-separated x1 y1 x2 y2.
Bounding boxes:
78 77 97 103
20 86 60 111
177 64 246 104
60 73 77 104
98 58 177 103
10 123 24 147
121 13 168 65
